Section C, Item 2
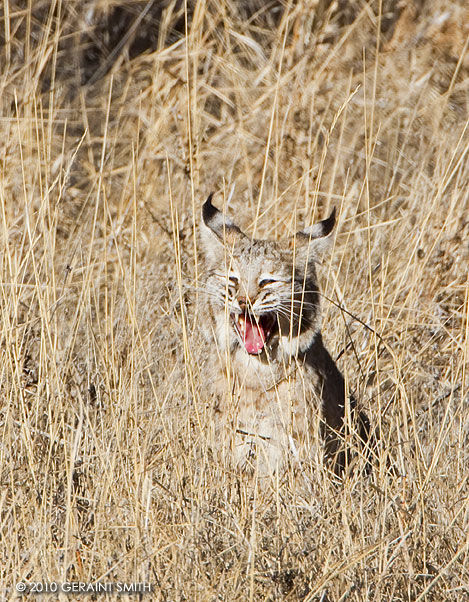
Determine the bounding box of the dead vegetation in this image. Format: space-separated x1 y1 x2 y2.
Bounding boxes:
0 1 468 600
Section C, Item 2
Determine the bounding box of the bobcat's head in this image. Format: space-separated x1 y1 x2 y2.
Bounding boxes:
200 194 335 359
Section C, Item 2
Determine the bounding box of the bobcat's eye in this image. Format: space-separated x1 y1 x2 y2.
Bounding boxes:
259 278 277 288
225 275 238 296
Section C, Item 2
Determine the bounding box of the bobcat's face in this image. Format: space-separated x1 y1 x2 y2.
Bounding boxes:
224 261 287 355
207 242 318 356
201 195 335 359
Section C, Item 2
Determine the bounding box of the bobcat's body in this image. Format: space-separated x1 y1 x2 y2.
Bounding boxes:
201 195 367 475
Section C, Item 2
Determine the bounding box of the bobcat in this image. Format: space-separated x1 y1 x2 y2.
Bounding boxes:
200 194 369 476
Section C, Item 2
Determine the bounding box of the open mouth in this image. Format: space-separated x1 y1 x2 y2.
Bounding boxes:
232 312 277 355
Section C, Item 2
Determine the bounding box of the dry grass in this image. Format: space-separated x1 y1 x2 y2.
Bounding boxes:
1 1 468 600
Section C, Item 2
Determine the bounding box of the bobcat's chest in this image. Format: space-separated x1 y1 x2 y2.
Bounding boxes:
214 358 322 474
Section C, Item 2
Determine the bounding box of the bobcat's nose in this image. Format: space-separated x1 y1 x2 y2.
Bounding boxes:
238 296 247 312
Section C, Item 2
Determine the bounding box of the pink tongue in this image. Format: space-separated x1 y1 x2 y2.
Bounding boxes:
243 320 265 354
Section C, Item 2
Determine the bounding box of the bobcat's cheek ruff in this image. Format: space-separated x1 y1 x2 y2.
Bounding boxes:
232 312 277 355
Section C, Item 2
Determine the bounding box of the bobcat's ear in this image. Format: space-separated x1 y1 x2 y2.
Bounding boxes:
201 193 244 247
299 207 336 240
292 207 336 258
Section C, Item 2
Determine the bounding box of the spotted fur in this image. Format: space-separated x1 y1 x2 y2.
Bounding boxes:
200 194 369 476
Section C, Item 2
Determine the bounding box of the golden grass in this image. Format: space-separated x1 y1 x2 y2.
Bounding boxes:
1 1 468 600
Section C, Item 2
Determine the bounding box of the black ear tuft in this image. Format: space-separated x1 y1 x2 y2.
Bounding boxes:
296 206 337 241
201 193 244 243
202 193 217 226
320 207 336 238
